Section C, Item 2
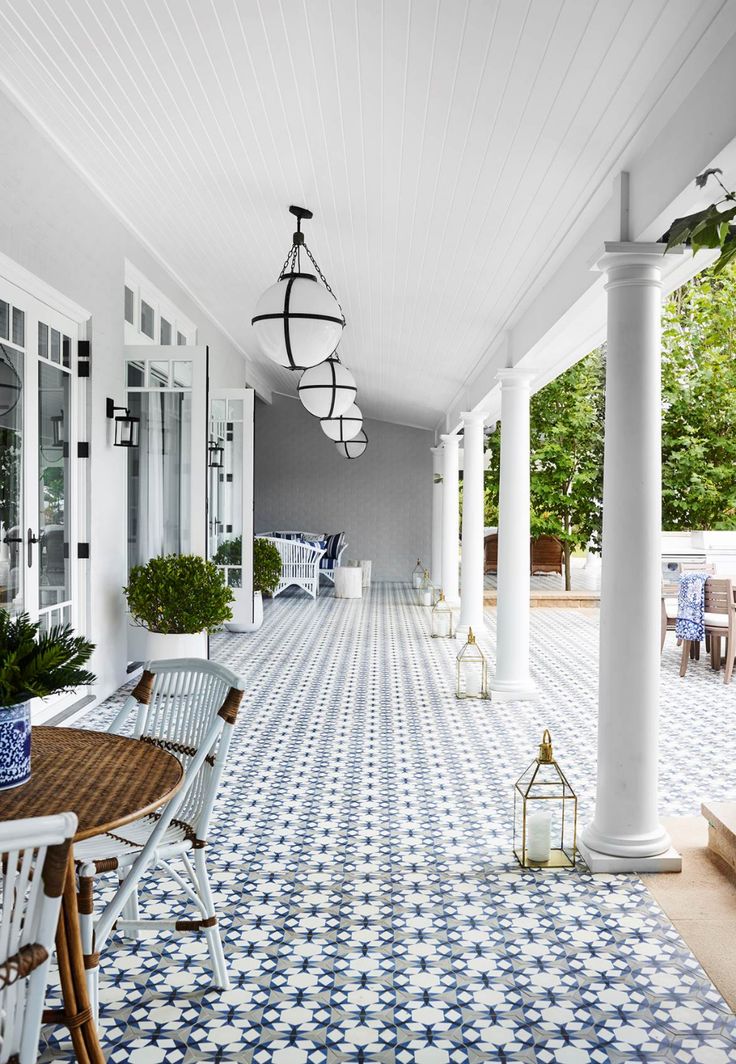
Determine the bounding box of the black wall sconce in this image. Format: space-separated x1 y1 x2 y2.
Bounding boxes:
208 438 224 468
106 397 140 448
51 410 64 448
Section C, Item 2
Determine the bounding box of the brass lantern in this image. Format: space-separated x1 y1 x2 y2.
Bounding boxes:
412 559 424 589
513 730 577 869
419 569 434 606
431 593 455 638
456 628 488 699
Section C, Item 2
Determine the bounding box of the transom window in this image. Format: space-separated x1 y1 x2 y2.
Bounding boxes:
123 262 196 348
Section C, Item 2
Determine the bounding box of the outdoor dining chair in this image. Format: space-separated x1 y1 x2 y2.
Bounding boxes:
73 658 245 1024
661 562 715 652
679 577 736 684
0 812 77 1064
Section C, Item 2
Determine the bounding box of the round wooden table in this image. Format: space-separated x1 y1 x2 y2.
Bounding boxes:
0 727 183 1063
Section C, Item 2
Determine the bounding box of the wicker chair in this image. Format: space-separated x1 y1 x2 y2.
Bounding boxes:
0 812 77 1064
74 658 245 1023
530 535 564 576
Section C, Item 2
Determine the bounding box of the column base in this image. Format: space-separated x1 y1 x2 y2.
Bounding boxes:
487 676 537 701
578 838 682 874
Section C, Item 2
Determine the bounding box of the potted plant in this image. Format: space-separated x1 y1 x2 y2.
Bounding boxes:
124 553 234 661
0 611 95 789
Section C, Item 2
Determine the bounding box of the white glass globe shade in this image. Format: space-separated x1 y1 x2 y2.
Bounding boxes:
321 402 363 442
336 430 367 459
251 273 344 370
298 357 357 419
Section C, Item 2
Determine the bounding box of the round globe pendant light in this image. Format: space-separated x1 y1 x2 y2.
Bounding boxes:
321 402 363 443
298 354 357 419
251 205 345 371
336 430 368 459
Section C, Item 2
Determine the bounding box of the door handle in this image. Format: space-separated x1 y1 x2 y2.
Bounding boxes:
27 528 39 568
3 533 22 544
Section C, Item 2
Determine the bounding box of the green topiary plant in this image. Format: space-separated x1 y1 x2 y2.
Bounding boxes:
254 538 282 596
0 611 95 705
124 554 234 634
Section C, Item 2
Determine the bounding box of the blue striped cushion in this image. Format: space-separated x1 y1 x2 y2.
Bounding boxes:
324 533 344 560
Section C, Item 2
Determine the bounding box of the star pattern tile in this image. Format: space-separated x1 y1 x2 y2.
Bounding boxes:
38 583 736 1061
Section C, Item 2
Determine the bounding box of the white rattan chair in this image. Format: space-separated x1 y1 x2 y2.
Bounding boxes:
73 658 245 1023
264 535 325 599
0 812 77 1064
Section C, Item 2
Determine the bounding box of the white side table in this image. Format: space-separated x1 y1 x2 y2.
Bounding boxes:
347 559 372 588
334 566 363 599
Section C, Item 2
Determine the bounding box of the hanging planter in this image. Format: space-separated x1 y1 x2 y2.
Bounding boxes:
335 430 368 459
251 206 345 370
298 353 357 419
322 402 363 443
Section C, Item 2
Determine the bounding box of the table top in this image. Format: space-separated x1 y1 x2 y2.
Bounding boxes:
0 727 184 841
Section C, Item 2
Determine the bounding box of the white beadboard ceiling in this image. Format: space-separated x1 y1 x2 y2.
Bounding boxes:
0 0 729 428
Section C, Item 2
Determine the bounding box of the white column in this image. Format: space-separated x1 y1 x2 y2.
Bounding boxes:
580 242 681 874
431 445 443 586
440 433 460 604
489 370 536 700
458 411 488 635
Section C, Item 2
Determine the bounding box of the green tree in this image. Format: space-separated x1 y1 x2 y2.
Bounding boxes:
661 262 736 529
483 350 605 591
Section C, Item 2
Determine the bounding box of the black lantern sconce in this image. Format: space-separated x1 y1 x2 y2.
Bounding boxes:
50 410 64 448
208 438 225 468
106 397 140 448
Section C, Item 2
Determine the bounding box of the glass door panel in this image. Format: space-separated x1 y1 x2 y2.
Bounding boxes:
38 360 71 618
0 343 24 613
124 346 208 572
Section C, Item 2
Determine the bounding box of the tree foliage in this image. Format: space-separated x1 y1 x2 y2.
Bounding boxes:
483 352 605 589
661 262 736 529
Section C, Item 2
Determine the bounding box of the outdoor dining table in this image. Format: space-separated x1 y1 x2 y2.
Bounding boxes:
0 726 183 1063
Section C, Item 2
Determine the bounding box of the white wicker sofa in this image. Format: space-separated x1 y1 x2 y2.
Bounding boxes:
258 535 325 599
268 531 348 586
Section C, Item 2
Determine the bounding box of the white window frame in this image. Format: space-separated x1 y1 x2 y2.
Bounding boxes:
123 261 197 348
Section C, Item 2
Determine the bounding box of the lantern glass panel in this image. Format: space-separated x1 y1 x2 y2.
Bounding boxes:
412 560 424 588
419 570 434 606
431 596 454 638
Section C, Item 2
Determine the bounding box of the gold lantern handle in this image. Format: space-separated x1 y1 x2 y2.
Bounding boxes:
538 729 554 763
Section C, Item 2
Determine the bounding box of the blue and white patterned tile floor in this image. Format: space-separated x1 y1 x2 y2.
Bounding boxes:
40 583 736 1062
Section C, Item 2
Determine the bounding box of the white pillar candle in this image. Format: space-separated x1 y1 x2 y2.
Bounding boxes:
421 588 432 606
412 572 423 589
434 613 450 637
526 811 551 863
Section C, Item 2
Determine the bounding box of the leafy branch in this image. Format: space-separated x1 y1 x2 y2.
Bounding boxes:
664 169 736 273
0 611 95 705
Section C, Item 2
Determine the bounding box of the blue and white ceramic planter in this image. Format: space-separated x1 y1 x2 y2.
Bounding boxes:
0 702 31 790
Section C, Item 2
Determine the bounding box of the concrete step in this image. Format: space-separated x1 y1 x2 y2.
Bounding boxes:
483 589 600 609
702 801 736 877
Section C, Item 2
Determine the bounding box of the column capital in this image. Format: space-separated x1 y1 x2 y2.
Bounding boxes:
460 410 489 425
497 368 534 389
430 444 444 455
594 241 685 275
439 431 460 445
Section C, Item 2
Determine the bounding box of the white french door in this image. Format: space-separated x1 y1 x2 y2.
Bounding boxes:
123 345 208 570
0 280 86 641
208 389 255 620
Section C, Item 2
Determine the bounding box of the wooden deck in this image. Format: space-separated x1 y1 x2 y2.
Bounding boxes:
484 588 600 608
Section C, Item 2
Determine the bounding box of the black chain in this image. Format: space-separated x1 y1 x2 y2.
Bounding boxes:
276 239 347 327
303 244 346 325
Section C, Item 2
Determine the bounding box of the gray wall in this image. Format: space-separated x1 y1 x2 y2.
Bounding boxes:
255 395 433 581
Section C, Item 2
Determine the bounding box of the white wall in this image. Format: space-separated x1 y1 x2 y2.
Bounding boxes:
254 395 432 581
0 91 250 703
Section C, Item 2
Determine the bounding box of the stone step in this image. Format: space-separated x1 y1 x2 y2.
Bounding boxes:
483 590 600 609
702 801 736 877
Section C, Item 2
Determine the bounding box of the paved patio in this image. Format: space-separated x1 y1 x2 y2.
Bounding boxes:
40 583 736 1062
